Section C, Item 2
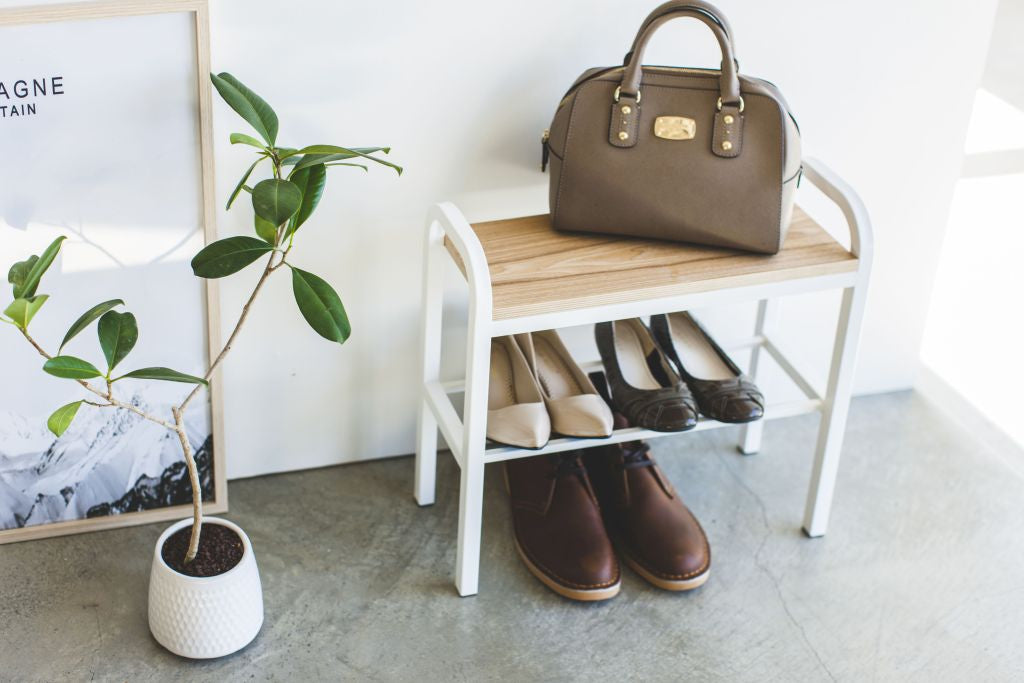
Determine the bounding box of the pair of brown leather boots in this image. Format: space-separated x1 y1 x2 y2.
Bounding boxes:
505 397 709 601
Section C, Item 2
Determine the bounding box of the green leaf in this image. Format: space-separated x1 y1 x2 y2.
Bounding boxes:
325 163 368 171
191 236 274 279
210 72 279 146
7 256 36 295
116 367 208 385
3 295 48 329
97 310 138 372
254 215 278 244
229 132 267 150
287 164 326 236
47 401 82 437
252 178 302 226
293 145 401 175
290 266 350 344
43 355 102 380
11 236 65 299
227 156 266 210
59 299 125 352
291 147 391 172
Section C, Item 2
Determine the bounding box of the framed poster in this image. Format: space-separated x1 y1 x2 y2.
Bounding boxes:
0 0 226 543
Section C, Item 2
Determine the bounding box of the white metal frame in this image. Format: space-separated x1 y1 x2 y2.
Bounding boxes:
415 157 873 596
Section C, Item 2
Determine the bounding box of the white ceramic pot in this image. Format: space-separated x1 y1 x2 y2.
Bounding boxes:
148 516 264 659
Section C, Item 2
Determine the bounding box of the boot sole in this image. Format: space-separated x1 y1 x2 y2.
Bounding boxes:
621 551 709 592
513 537 621 602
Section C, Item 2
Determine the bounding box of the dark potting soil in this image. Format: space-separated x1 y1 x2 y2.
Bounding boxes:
161 523 244 577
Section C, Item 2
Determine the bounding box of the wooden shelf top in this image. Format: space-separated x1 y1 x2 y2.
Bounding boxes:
445 208 857 321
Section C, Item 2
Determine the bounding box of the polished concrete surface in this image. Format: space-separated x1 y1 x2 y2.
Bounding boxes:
3 391 1024 681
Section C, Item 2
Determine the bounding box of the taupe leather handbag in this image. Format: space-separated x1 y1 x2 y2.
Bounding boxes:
543 0 801 254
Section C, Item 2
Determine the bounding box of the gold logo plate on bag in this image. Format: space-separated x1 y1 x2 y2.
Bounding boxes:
653 116 696 140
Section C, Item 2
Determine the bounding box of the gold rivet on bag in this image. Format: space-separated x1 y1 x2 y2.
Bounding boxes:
721 140 733 151
618 131 629 141
621 105 632 115
724 115 734 124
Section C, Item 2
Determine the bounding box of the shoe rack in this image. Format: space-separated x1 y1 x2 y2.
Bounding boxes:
415 157 873 596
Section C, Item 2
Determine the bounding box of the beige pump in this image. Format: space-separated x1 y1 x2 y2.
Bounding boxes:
487 336 551 449
515 331 614 438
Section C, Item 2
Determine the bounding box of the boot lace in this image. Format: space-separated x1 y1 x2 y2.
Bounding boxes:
620 441 654 470
549 452 587 479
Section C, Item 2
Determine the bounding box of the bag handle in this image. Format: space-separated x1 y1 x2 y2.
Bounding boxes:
622 0 735 66
617 0 742 108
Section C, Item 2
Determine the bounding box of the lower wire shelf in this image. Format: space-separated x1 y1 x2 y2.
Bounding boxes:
481 397 821 462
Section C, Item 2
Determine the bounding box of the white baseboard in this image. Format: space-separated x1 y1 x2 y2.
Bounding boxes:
915 366 1024 477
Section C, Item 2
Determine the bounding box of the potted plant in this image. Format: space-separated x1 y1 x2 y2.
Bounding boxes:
1 72 400 658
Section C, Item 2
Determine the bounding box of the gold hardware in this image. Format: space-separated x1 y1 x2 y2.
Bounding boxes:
542 129 550 143
721 140 733 151
716 96 745 113
653 116 696 141
621 105 632 115
618 131 629 141
723 115 734 124
613 86 641 103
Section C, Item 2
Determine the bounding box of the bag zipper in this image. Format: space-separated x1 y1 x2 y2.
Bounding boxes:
555 65 721 109
541 129 550 172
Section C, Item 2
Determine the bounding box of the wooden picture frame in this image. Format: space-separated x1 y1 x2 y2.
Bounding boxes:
0 0 227 543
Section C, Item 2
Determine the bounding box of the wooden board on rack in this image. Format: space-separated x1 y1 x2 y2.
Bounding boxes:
445 208 857 320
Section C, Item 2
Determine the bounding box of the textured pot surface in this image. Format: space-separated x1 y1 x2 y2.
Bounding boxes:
148 517 264 659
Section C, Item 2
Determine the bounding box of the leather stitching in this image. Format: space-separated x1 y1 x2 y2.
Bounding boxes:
624 546 709 580
712 108 743 158
608 100 639 148
515 530 621 589
553 81 586 225
620 507 711 580
775 99 784 250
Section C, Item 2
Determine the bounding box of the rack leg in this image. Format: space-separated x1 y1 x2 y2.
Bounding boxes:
739 298 778 455
803 285 867 537
415 222 446 506
455 314 491 596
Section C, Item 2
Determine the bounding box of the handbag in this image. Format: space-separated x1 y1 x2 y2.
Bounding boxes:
543 0 801 254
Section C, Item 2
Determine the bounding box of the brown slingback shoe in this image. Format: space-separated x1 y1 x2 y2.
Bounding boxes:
650 312 764 424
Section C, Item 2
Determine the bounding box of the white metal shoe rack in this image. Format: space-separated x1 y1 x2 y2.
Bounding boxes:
414 158 873 596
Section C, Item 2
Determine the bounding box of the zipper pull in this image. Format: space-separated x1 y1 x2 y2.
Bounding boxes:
541 129 550 172
797 165 804 188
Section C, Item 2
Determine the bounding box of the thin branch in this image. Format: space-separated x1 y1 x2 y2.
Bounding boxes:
180 249 278 411
20 329 176 431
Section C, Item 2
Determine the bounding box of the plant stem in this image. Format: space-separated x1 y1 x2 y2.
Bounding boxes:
174 242 283 561
180 250 278 413
172 406 202 563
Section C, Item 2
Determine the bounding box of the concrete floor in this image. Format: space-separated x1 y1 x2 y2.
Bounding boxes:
3 390 1024 681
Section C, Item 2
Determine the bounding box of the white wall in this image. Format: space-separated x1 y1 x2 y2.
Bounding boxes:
1 0 999 478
